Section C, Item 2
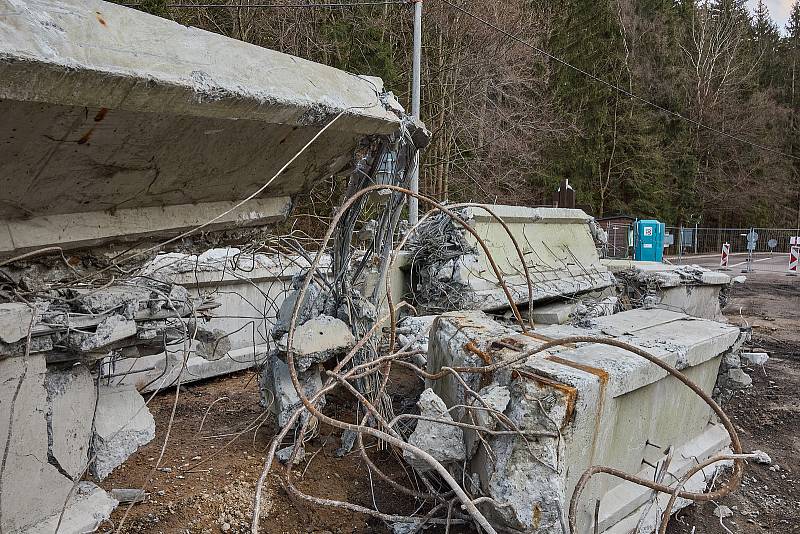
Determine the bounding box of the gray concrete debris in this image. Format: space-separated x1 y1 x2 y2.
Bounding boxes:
0 281 216 361
0 353 75 532
277 314 355 372
714 504 733 518
264 351 326 428
726 368 753 389
74 314 137 352
75 285 154 317
272 281 327 339
464 384 510 457
426 311 516 417
91 384 156 480
110 488 149 504
195 328 233 361
396 315 437 362
403 388 465 473
714 330 750 402
389 521 429 534
752 450 772 464
742 352 769 366
27 482 118 534
0 302 34 343
46 364 96 480
276 445 306 465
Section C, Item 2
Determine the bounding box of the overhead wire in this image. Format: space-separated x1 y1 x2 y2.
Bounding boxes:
124 1 411 7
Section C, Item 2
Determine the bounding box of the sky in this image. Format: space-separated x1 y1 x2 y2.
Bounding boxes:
748 0 794 32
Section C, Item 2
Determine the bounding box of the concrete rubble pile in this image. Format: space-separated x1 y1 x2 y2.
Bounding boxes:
391 205 755 533
0 0 421 530
407 206 615 314
419 308 741 533
603 261 744 322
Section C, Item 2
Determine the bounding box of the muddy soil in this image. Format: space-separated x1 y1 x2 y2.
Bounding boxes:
667 274 800 533
102 274 799 533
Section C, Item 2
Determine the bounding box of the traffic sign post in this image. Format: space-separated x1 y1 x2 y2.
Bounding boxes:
720 242 730 270
745 230 758 273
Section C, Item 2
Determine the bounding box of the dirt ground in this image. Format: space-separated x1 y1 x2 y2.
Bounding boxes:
666 273 800 533
102 274 800 534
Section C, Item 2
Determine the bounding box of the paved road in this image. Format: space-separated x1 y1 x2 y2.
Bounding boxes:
666 252 796 274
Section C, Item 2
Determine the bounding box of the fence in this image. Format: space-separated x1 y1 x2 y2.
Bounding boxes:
599 224 800 260
664 227 800 257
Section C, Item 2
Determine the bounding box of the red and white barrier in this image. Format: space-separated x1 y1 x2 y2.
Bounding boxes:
720 242 730 269
789 246 799 275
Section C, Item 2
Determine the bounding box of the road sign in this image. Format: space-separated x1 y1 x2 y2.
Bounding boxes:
790 246 799 275
768 238 778 250
720 243 730 269
746 230 758 252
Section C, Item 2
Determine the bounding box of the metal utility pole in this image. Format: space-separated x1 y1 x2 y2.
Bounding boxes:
408 0 422 225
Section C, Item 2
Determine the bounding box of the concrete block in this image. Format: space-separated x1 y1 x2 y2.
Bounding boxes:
46 364 96 480
404 389 465 473
0 302 34 343
91 384 156 480
727 368 753 389
0 0 404 255
742 352 769 366
410 207 614 314
0 354 75 532
427 308 740 534
277 315 355 372
531 301 575 324
265 351 325 428
27 482 118 534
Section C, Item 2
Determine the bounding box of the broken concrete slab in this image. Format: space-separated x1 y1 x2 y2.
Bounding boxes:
427 308 740 534
277 315 355 372
262 351 325 428
91 384 156 480
403 388 465 473
604 261 733 321
464 384 510 457
46 363 96 480
0 302 34 343
0 0 410 256
742 352 769 366
409 206 614 314
0 354 76 532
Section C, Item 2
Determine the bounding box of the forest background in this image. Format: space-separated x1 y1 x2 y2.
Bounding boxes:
121 0 800 227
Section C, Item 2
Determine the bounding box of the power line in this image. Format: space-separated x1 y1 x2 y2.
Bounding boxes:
125 1 410 7
439 0 800 161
